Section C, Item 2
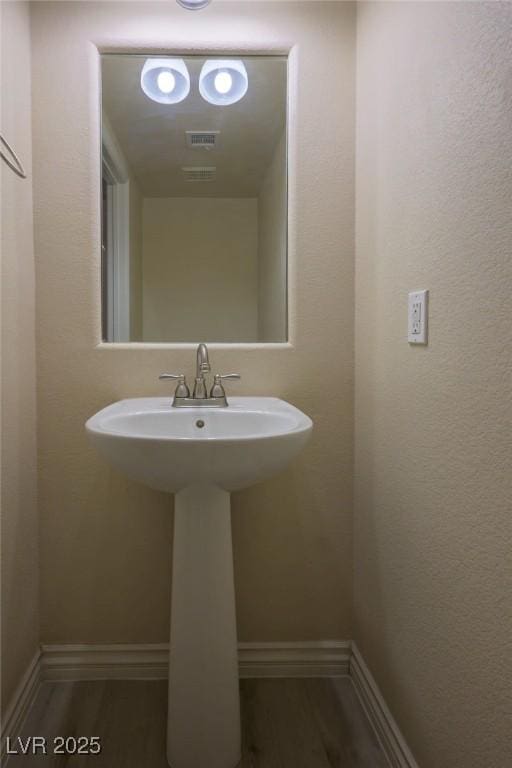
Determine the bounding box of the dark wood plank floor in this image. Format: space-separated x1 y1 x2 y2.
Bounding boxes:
7 678 388 767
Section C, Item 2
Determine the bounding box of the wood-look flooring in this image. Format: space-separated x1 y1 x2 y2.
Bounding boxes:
8 678 388 767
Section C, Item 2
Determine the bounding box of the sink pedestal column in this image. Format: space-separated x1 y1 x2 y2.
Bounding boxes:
167 485 241 768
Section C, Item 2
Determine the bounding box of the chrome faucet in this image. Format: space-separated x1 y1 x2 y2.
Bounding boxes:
193 343 210 399
159 343 240 408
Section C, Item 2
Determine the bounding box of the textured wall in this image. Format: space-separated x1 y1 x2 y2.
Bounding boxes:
31 1 355 644
142 197 258 342
354 3 512 767
0 1 39 715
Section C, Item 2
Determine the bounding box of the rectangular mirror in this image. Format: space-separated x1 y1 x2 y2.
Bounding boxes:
101 54 288 343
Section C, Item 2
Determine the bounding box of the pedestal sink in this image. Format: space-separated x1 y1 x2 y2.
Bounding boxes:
86 396 312 768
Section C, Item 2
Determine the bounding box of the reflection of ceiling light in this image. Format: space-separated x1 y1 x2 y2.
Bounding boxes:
214 71 233 95
140 59 190 104
176 0 211 10
199 60 248 106
157 71 176 94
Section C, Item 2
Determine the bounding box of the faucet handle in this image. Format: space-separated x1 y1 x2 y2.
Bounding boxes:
210 373 240 399
159 373 190 398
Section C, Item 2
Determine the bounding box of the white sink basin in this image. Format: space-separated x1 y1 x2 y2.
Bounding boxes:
86 396 312 493
86 394 312 768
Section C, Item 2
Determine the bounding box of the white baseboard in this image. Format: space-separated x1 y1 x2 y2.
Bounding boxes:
40 640 350 681
350 643 419 768
239 641 350 677
41 643 169 681
1 649 42 760
3 641 417 768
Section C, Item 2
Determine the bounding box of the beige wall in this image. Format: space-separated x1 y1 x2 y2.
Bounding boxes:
354 3 512 767
31 1 355 644
258 129 287 342
0 0 39 716
142 197 258 342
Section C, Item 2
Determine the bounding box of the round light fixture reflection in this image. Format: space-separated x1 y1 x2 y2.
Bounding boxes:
176 0 211 9
157 71 176 94
140 58 190 104
214 71 233 95
199 60 248 106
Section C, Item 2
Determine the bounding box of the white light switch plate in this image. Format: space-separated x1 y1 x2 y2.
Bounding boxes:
408 290 428 344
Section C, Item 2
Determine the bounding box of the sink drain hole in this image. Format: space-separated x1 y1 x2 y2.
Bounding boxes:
195 420 205 429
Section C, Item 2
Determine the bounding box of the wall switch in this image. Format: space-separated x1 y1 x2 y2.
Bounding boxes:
408 290 428 344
